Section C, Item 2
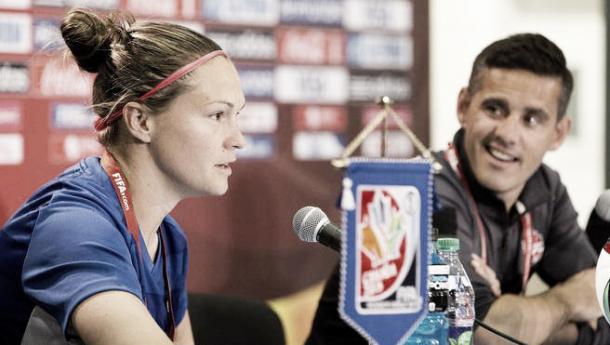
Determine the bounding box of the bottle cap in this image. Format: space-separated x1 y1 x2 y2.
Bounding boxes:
436 238 459 251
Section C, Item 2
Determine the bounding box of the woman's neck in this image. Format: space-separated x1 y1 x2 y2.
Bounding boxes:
108 147 181 260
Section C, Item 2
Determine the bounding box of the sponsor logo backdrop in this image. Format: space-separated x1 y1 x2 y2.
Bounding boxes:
0 0 428 300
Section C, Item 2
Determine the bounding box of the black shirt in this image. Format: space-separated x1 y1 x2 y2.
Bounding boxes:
437 130 596 318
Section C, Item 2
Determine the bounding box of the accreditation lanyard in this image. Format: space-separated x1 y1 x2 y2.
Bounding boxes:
100 150 176 340
444 144 534 292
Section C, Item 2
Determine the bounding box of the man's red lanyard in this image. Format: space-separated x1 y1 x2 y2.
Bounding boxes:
444 144 534 292
100 150 176 339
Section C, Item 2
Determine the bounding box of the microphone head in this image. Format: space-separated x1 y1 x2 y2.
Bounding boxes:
292 206 328 243
596 190 610 222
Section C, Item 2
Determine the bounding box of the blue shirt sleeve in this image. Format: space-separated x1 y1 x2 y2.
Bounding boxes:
22 204 142 334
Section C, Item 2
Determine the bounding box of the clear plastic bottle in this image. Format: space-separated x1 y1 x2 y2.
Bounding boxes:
405 228 449 345
405 301 449 345
436 238 475 345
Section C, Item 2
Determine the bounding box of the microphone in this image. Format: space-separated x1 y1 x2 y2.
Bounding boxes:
593 191 610 324
596 190 610 221
586 190 610 254
292 206 341 252
291 206 458 253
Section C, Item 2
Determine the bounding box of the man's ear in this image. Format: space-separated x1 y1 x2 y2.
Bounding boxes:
121 102 152 143
457 87 471 126
549 115 571 151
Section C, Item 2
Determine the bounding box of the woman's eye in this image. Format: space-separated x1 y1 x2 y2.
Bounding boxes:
210 112 224 121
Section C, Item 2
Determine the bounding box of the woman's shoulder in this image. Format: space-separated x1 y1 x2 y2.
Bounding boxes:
52 156 114 202
13 156 121 229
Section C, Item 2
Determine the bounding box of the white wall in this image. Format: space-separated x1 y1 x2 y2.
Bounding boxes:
430 0 606 225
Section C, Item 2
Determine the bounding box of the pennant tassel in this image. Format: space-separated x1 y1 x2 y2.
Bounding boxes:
341 177 355 211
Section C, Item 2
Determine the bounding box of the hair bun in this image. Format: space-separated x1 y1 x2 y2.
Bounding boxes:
60 9 113 73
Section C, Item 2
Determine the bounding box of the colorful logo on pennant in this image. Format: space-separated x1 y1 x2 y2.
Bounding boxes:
356 185 421 314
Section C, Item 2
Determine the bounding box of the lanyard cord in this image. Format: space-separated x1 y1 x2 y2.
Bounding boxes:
100 150 176 339
444 145 488 263
444 144 533 292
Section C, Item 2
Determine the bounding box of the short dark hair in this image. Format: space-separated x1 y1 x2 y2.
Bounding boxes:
467 33 573 119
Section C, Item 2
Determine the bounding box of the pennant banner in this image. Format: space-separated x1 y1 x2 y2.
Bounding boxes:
339 159 432 345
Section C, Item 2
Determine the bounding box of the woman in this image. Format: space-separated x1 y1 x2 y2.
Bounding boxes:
0 8 245 345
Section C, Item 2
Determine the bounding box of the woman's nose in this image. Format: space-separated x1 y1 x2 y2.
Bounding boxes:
226 122 246 150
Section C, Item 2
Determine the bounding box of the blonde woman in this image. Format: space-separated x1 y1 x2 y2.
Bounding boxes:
0 9 245 345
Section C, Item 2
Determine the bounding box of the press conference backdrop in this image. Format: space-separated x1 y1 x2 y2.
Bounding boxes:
0 0 429 299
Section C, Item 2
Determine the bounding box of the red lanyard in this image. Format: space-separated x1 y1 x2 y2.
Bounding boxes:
444 144 533 292
100 150 176 339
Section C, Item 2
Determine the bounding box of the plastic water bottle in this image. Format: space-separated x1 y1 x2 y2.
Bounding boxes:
405 301 449 345
437 238 474 345
405 228 449 345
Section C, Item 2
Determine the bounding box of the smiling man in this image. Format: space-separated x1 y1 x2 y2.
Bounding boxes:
457 67 569 211
306 33 608 345
437 33 606 345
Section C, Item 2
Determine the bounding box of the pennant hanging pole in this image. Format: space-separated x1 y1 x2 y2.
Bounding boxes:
386 107 443 172
331 106 388 168
379 96 392 158
331 96 442 172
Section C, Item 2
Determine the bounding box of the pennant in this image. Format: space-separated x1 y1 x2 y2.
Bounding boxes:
339 158 432 345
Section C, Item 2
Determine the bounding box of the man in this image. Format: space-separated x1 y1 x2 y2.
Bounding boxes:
306 33 606 344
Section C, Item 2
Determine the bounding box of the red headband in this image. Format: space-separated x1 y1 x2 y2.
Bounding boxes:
94 50 227 131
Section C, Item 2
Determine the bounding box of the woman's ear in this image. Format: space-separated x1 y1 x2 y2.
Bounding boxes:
121 102 152 143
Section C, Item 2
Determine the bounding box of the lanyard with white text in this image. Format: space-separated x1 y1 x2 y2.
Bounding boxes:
100 150 176 339
444 144 534 292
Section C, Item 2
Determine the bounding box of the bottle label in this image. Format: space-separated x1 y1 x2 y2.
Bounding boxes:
447 275 458 290
407 312 448 343
449 327 472 345
429 264 450 275
453 318 474 327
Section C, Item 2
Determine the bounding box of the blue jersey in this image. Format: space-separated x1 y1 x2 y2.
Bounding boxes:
0 157 189 344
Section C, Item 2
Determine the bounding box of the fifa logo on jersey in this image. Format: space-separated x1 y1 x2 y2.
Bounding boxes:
112 172 130 211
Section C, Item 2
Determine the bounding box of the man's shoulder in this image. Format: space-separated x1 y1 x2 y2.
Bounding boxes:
431 150 467 199
525 163 567 202
534 162 563 186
